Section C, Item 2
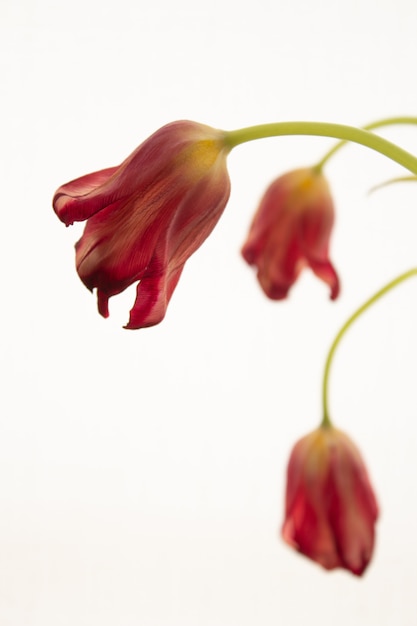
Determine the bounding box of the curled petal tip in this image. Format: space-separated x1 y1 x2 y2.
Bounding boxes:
330 281 340 300
97 290 110 319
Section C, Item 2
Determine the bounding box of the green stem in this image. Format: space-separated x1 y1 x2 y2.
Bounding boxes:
223 122 417 175
369 175 417 194
316 116 417 170
321 268 417 427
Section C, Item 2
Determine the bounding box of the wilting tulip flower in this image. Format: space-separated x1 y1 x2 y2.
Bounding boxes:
241 167 339 300
282 426 378 576
53 121 231 329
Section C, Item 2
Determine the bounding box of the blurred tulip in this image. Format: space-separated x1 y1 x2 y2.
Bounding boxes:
282 425 378 576
242 167 339 300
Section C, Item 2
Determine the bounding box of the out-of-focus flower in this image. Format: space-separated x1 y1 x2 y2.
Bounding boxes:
282 425 378 576
241 167 339 300
53 121 231 329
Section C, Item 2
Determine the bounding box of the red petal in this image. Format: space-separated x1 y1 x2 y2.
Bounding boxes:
124 265 184 330
53 167 119 225
123 160 230 329
308 258 340 300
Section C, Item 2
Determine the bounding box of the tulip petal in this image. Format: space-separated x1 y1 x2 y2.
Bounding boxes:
53 167 119 226
75 196 168 295
125 265 184 330
308 258 340 300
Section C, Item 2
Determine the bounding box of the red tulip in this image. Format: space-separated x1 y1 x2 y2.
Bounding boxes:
53 121 231 329
241 167 339 300
282 426 379 576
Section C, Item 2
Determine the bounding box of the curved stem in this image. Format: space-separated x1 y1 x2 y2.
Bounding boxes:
316 116 417 170
369 175 417 195
321 268 417 427
223 122 417 174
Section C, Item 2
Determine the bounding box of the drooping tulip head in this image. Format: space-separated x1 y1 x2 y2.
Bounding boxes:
281 425 378 576
241 167 339 300
53 121 231 329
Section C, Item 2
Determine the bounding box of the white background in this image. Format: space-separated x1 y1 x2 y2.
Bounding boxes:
1 0 417 624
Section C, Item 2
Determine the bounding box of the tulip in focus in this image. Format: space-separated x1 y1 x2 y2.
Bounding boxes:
282 425 378 576
53 121 231 329
241 167 339 300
